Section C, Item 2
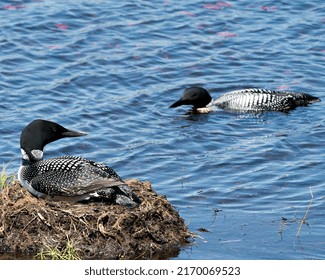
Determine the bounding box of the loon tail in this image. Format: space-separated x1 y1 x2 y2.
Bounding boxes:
84 181 141 208
115 185 141 208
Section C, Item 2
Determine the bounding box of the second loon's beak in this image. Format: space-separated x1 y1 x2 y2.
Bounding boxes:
169 98 186 108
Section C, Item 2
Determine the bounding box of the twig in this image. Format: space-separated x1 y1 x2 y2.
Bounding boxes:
296 187 314 238
37 212 52 227
279 217 288 240
22 215 38 232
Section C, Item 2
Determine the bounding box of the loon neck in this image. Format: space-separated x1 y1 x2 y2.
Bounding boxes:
21 158 33 166
21 148 44 163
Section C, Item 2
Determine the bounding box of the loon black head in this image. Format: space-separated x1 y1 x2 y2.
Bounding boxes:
20 119 87 162
169 87 212 109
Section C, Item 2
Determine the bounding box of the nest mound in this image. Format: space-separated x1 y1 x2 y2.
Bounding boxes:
0 180 192 259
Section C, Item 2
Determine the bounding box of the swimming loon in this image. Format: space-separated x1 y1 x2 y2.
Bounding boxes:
170 87 320 113
18 119 140 207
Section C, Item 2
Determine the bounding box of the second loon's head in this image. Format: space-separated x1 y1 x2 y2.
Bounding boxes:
169 87 212 109
20 119 87 162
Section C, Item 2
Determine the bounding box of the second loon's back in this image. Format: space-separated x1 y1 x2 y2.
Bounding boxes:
213 88 320 112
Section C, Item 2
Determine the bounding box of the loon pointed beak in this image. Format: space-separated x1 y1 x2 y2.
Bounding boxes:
62 130 87 138
169 98 184 108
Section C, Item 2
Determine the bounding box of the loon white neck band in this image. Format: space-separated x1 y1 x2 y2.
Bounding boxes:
21 148 43 161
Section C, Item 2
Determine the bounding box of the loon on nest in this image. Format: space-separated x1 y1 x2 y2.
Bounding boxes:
18 119 140 207
169 87 320 113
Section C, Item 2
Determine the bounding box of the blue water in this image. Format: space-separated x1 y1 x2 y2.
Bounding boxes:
1 0 324 259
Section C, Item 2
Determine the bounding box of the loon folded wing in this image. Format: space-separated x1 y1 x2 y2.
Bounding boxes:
29 156 140 206
30 171 139 207
213 89 317 112
249 93 296 111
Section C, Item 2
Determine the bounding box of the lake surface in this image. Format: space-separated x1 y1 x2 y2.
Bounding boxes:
0 0 324 259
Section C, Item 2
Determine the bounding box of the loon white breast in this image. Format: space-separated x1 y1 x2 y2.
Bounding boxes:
18 119 140 207
169 87 321 113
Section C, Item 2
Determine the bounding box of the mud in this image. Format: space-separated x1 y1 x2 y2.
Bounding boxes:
0 179 193 259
